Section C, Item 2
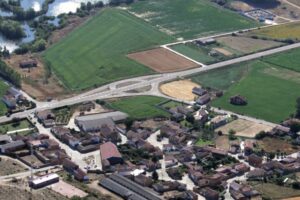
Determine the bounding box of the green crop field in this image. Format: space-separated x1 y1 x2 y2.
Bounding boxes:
171 43 216 64
129 0 259 39
0 80 9 116
263 48 300 72
191 63 252 91
43 8 173 91
211 60 300 123
107 96 169 119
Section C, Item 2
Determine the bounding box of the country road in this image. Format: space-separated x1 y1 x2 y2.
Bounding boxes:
1 41 300 124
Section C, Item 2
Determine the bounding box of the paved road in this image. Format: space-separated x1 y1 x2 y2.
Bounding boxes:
1 42 300 124
0 166 58 181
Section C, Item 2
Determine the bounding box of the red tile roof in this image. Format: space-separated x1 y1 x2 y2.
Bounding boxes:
100 142 122 160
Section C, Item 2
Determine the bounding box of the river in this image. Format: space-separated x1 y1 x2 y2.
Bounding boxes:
0 0 109 52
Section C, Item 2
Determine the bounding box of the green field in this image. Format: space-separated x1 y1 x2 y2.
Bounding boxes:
108 96 169 119
0 80 9 116
171 43 217 64
263 48 300 72
43 8 173 91
191 63 251 91
211 60 300 123
129 0 259 39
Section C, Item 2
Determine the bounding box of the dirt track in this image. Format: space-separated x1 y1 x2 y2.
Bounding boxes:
128 48 199 73
160 80 200 101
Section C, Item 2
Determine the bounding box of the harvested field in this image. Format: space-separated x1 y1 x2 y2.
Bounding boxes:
216 119 274 138
248 21 300 40
160 80 200 101
127 48 199 73
257 137 299 154
0 157 28 176
50 181 88 198
216 36 283 54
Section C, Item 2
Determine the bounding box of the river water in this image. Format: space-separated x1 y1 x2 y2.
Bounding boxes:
0 0 109 52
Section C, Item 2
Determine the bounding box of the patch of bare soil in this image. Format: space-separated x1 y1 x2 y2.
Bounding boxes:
128 48 199 73
160 80 200 101
4 54 68 101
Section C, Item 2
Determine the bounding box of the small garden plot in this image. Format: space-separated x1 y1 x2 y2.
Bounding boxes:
0 119 34 135
53 106 73 125
257 137 299 155
216 119 274 138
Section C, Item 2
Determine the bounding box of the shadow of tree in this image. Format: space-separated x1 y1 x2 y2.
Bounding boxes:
240 0 281 9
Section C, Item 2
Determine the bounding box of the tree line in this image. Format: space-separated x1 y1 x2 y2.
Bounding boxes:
0 60 21 87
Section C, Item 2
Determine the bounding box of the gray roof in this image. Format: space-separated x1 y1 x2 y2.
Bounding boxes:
100 174 161 200
0 140 25 151
110 174 161 200
0 135 12 142
75 111 128 131
100 178 147 200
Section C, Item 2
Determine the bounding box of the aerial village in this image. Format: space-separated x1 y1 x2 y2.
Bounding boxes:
1 82 300 200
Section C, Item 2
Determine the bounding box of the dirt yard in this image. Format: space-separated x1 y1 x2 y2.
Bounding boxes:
0 185 68 200
0 156 28 176
127 48 199 73
257 137 299 154
4 54 67 100
216 119 274 138
50 181 88 198
215 135 230 150
216 36 283 54
160 80 200 101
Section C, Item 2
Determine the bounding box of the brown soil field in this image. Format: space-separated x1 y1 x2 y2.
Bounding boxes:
160 80 200 101
0 157 28 176
216 36 283 54
127 48 199 73
215 135 230 150
216 119 274 138
0 185 68 200
257 137 299 154
4 54 68 100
